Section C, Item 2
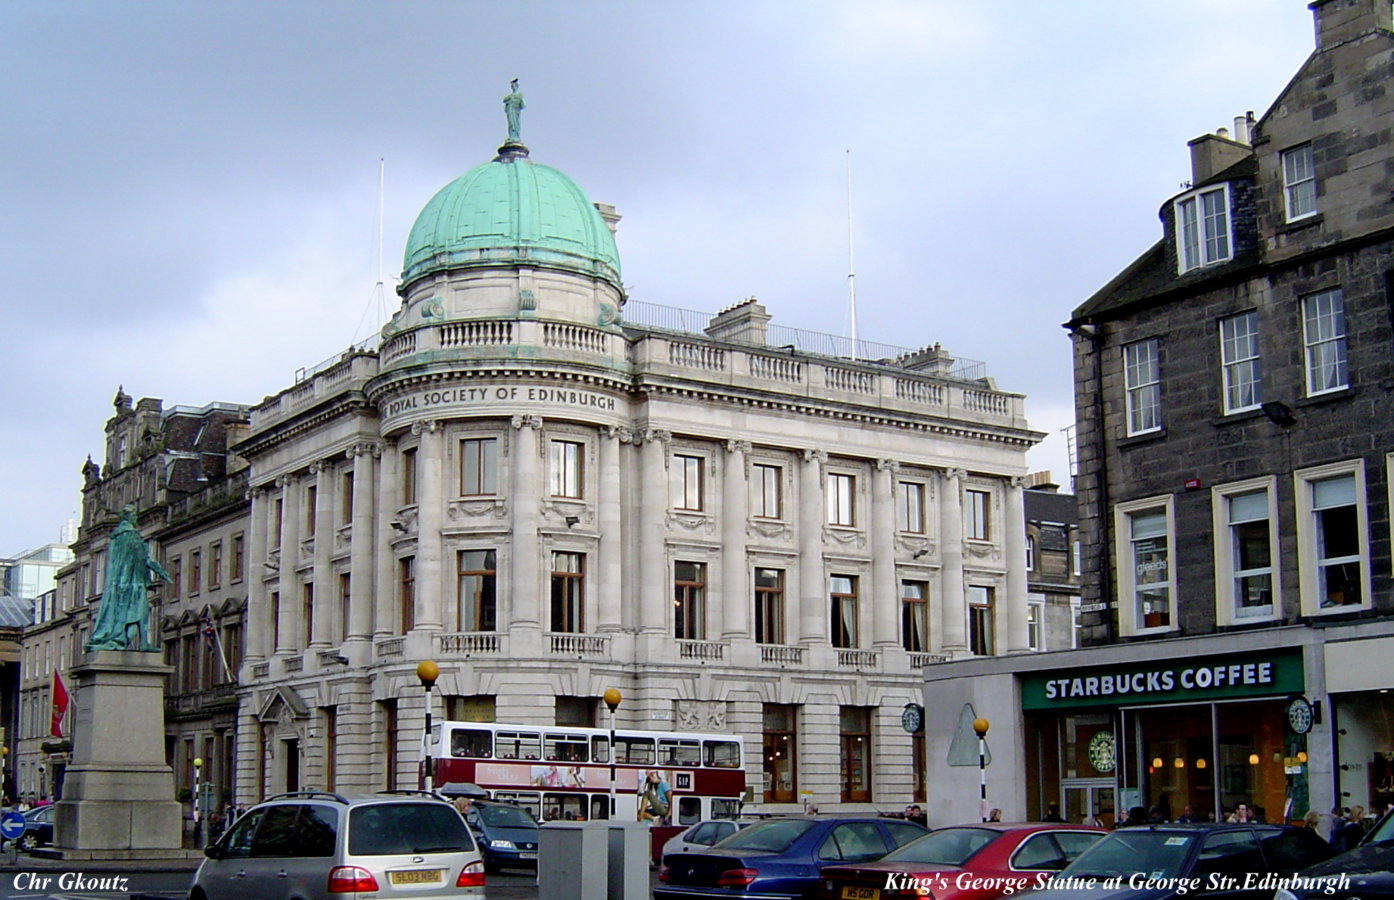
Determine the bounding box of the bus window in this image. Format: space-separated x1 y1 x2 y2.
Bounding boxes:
496 730 541 760
591 735 609 763
544 733 589 762
658 738 701 767
542 793 589 821
704 739 740 768
491 791 541 821
590 795 610 820
712 798 742 819
450 727 493 759
614 736 654 765
677 795 702 825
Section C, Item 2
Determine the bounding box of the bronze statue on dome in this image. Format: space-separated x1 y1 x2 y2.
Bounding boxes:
504 78 525 144
85 505 170 652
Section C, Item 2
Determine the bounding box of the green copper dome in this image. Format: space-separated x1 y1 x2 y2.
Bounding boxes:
401 150 621 292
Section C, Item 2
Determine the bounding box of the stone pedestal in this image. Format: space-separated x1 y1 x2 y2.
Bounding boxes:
54 651 183 853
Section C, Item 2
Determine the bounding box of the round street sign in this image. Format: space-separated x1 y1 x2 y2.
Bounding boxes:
0 812 25 841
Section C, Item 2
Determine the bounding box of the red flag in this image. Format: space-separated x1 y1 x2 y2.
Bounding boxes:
51 671 69 738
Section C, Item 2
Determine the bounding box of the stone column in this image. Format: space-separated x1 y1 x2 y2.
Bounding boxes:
638 428 671 634
872 459 899 648
798 449 827 643
374 440 401 637
347 442 378 643
278 473 301 653
246 485 270 663
509 415 543 630
1004 476 1030 653
597 426 626 631
413 421 444 631
939 469 967 654
309 460 334 647
722 440 751 639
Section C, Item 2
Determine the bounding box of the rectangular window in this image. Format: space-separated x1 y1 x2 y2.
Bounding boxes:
829 574 858 649
672 454 705 511
966 489 990 540
1176 185 1231 272
458 550 497 631
1220 311 1261 414
968 586 995 655
827 472 855 526
189 551 201 594
1026 536 1036 570
901 580 928 652
270 591 280 650
460 438 498 496
1124 339 1162 435
231 534 244 582
550 441 583 499
898 481 925 533
753 464 782 519
170 557 183 598
301 583 314 648
762 704 797 803
341 471 354 525
1283 143 1316 221
1222 487 1275 621
1303 289 1348 395
1027 597 1044 651
305 484 318 536
673 561 706 640
1115 501 1174 633
839 707 871 802
272 497 284 548
209 542 222 589
550 551 584 632
399 557 415 633
1308 471 1364 610
401 447 418 506
754 568 785 644
339 573 351 642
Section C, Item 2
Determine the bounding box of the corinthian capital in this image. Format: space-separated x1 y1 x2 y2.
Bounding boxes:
725 439 752 456
944 468 968 482
511 415 543 431
875 458 900 473
802 448 828 465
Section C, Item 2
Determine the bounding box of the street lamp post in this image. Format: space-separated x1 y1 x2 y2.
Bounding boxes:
193 757 204 847
973 718 989 822
417 660 440 793
603 689 621 820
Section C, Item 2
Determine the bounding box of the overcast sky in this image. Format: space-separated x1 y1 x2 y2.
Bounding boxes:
0 0 1319 556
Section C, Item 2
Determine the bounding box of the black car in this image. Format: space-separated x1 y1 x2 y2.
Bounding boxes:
15 805 54 850
1277 807 1394 900
463 798 540 874
1022 822 1336 900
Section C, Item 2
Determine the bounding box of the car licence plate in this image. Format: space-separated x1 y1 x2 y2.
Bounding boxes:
519 851 538 859
388 869 444 885
841 888 879 900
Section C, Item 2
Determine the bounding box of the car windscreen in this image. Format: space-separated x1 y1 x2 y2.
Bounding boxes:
882 827 997 865
718 819 817 852
479 804 537 828
1059 831 1195 879
1366 810 1394 844
349 803 474 856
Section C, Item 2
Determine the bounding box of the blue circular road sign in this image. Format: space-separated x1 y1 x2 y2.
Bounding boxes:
0 812 25 841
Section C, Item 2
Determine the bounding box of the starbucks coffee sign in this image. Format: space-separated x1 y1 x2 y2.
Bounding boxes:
1020 649 1303 710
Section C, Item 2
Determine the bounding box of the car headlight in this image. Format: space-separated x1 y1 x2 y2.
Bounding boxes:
490 839 517 850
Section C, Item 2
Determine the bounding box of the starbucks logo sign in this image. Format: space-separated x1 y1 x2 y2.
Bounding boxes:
1087 731 1116 774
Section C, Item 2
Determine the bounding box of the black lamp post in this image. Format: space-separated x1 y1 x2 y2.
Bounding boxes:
417 660 440 793
603 688 621 819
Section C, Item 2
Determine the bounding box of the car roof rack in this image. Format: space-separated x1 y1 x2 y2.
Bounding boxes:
376 789 448 801
264 791 349 804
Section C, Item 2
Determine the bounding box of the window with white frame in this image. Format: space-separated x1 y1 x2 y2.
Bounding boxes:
1124 338 1162 435
967 586 995 656
1027 595 1045 652
1303 289 1347 395
1176 185 1231 272
966 489 990 540
753 463 782 519
1220 311 1262 414
829 574 858 648
1025 535 1036 571
1114 498 1175 633
673 561 706 640
549 440 583 499
898 481 925 533
827 472 856 527
672 454 705 511
1297 463 1368 614
1212 480 1278 623
900 580 928 652
459 438 498 496
1282 143 1316 221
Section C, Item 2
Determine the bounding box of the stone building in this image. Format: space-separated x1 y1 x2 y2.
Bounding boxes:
1023 474 1081 654
922 0 1394 828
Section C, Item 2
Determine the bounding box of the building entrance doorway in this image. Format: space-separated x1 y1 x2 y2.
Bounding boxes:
1062 779 1114 828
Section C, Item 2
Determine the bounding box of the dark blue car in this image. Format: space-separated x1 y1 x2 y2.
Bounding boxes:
656 815 927 900
15 805 54 850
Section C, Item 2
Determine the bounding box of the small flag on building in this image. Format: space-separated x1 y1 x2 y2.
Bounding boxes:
201 614 218 649
50 671 69 738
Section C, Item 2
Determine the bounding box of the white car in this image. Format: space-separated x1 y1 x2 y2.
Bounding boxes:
660 818 760 858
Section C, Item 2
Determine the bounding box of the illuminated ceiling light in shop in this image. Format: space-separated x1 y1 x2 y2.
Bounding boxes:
1174 758 1185 768
1196 758 1207 769
1248 753 1260 765
1152 757 1164 769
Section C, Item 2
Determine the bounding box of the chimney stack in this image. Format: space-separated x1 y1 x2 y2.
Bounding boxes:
1310 0 1392 50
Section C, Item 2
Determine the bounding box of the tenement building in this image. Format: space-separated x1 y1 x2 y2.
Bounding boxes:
923 0 1394 830
47 100 1041 814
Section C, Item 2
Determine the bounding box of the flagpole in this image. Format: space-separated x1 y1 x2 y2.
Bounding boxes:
203 618 234 683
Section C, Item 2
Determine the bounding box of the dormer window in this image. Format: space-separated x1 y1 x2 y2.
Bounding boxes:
1282 143 1316 221
1175 185 1231 273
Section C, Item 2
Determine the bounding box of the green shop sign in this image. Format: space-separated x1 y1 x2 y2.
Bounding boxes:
1020 650 1304 710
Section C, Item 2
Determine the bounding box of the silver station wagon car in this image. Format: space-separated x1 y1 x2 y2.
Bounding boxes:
189 790 485 900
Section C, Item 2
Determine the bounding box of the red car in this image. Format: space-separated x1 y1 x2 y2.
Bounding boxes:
817 823 1105 900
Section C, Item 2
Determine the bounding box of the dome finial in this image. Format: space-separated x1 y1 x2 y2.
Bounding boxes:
499 79 529 160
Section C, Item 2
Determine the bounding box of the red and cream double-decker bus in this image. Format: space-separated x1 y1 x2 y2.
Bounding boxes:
425 720 745 824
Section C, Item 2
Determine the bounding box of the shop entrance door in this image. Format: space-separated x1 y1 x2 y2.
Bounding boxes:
1062 780 1115 828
